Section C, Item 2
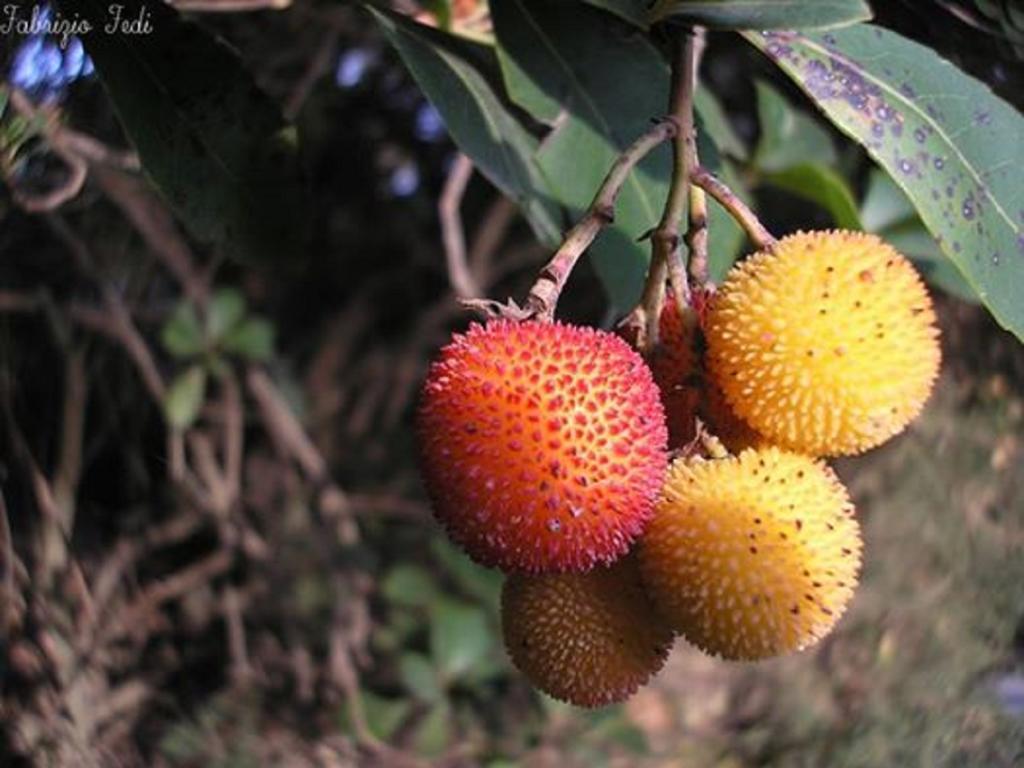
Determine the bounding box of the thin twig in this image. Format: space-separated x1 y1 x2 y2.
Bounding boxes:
44 214 170 403
5 89 120 213
223 586 252 685
0 288 167 405
221 372 244 513
108 549 233 643
3 406 68 583
291 643 315 703
89 509 206 622
247 368 327 481
68 305 167 404
247 367 358 542
468 196 517 282
690 166 776 250
52 349 86 530
686 183 709 284
57 130 139 171
91 681 151 734
188 432 231 517
646 32 697 348
500 118 677 322
5 89 84 210
8 152 87 213
90 166 208 305
438 154 480 299
328 573 384 754
168 431 186 483
75 508 208 662
683 29 710 286
0 489 18 631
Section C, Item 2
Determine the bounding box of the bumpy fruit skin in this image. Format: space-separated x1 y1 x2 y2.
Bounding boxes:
648 296 701 449
417 320 668 573
706 230 941 456
646 296 760 452
640 447 861 660
700 381 762 454
502 556 673 707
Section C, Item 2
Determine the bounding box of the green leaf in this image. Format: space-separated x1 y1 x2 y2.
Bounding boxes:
694 87 748 162
399 653 445 702
753 81 835 172
412 703 451 757
372 611 421 653
492 0 725 311
461 650 507 685
649 0 872 30
860 170 976 302
492 0 669 309
350 692 411 742
579 0 649 27
747 25 1024 340
161 302 205 358
430 537 503 605
371 8 561 245
860 166 915 232
206 288 247 340
61 0 309 264
425 0 454 29
429 599 492 681
708 161 751 281
164 366 207 430
763 163 862 229
381 565 439 608
221 317 275 361
886 222 978 303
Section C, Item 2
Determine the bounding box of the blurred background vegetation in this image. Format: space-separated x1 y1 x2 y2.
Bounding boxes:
1 1 1023 765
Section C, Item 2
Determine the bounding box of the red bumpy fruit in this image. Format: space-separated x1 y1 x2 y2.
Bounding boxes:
417 320 668 573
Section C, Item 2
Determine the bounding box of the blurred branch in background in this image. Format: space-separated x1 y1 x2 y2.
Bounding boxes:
438 153 480 300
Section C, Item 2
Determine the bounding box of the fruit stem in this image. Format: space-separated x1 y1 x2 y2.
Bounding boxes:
690 166 776 251
645 30 698 346
682 28 710 288
685 177 709 286
519 118 679 321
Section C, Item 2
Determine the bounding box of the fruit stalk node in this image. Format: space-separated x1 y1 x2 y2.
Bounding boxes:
690 166 776 251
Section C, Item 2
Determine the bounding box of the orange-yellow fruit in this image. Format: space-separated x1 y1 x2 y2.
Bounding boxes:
648 295 701 449
417 320 668 574
700 381 762 454
645 295 760 452
706 230 941 456
640 447 861 660
502 555 673 707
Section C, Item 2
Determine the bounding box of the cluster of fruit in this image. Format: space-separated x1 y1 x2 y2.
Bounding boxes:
417 230 941 707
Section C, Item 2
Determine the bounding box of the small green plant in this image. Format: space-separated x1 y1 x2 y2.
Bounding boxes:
160 288 274 429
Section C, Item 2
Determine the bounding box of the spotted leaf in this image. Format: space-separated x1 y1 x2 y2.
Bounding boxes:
747 25 1024 342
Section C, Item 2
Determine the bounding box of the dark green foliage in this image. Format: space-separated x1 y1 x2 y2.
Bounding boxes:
60 0 310 264
648 0 872 30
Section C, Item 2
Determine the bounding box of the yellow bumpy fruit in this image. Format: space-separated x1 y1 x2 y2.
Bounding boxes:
706 230 941 456
640 448 861 660
502 556 673 707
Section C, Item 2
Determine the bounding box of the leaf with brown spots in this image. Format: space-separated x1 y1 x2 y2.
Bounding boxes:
746 25 1024 342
